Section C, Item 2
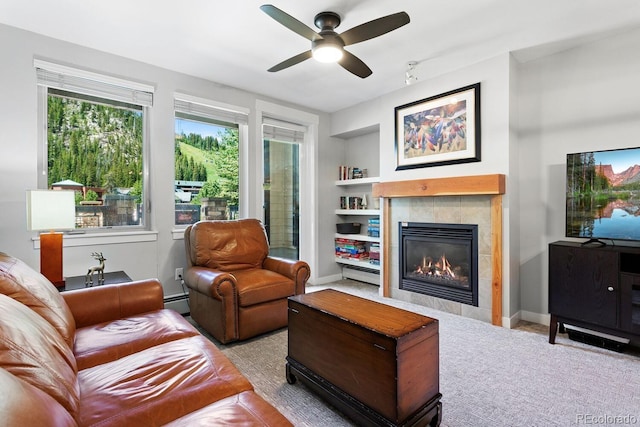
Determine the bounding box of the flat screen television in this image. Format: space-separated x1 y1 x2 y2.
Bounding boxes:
566 146 640 244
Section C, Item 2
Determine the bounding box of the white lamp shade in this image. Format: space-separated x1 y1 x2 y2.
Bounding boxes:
26 190 76 231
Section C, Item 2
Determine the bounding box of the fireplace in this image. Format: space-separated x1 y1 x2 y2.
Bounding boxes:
399 222 478 306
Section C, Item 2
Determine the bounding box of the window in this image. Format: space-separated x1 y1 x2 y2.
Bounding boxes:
36 60 153 230
174 95 248 226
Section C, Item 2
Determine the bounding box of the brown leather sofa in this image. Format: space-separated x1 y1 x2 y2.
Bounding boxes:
0 252 292 426
184 219 310 344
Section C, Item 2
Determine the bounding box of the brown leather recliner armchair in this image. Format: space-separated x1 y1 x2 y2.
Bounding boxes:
184 218 310 344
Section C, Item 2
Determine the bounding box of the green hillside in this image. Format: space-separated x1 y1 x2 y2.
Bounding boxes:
177 141 216 180
175 128 239 206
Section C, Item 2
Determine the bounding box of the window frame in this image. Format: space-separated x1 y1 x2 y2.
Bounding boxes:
173 93 249 229
254 99 319 280
35 60 153 233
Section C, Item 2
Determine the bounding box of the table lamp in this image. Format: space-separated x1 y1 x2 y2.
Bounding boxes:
26 190 76 287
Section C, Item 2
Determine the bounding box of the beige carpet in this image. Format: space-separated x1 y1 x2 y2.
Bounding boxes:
191 280 640 427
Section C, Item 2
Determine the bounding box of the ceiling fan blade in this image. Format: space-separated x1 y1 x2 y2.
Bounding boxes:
260 4 321 41
268 50 313 72
338 50 372 78
340 12 410 46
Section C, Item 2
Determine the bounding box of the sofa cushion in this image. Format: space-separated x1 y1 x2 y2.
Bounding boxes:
74 308 200 370
189 219 269 271
0 294 79 417
0 368 77 427
232 268 295 306
77 335 253 426
163 390 293 426
0 252 76 347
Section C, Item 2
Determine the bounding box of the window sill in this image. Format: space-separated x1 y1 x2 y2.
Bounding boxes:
32 230 159 249
172 228 187 240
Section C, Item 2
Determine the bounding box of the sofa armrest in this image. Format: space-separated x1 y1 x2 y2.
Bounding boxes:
184 266 238 300
62 279 164 328
263 257 310 294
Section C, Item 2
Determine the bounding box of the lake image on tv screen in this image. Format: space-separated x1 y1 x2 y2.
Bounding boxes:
566 147 640 241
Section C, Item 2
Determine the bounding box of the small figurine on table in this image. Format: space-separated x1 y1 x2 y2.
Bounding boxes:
85 252 106 287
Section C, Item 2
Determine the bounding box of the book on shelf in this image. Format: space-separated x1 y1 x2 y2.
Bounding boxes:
335 238 368 260
338 165 366 181
341 252 369 260
367 218 380 237
368 243 380 265
349 197 362 210
338 196 366 210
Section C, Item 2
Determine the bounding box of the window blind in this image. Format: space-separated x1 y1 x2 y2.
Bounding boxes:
262 117 306 143
34 59 154 107
174 97 248 126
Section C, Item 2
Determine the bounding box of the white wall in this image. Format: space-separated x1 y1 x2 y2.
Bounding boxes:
517 27 640 322
0 23 329 298
508 55 521 322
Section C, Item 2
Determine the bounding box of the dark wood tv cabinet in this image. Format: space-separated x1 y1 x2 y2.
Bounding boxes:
286 289 441 427
548 241 640 345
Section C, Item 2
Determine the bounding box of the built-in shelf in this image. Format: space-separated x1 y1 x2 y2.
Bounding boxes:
335 209 380 216
335 257 381 271
334 164 380 285
334 233 379 243
335 177 380 186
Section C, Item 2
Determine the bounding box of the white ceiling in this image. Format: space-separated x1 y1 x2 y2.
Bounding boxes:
2 0 640 113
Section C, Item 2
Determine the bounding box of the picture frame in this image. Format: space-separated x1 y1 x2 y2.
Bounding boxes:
395 83 480 170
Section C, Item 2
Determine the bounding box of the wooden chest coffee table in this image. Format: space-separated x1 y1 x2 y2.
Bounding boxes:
286 289 441 426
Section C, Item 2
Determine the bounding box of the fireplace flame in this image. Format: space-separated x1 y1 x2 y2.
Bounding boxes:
415 253 456 279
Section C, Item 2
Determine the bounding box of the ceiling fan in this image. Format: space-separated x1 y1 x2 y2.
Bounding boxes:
260 4 410 78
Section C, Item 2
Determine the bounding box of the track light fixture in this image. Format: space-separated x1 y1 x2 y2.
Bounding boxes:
405 61 418 85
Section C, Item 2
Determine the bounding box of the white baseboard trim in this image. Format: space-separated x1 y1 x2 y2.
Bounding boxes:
521 310 550 326
312 273 343 285
502 311 522 329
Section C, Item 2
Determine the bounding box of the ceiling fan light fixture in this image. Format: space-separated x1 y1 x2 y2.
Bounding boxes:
312 42 343 63
261 5 410 77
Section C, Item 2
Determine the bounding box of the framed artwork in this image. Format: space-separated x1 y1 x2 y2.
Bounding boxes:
395 83 480 170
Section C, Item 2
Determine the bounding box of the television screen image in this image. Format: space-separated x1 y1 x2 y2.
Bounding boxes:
566 146 640 242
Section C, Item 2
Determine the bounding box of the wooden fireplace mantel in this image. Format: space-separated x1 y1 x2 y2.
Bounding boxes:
372 174 506 326
372 174 505 198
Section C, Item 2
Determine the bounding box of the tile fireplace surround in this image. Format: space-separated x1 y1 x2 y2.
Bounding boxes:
373 174 506 326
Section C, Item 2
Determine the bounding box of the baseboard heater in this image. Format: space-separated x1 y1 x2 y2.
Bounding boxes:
164 292 190 315
341 265 380 286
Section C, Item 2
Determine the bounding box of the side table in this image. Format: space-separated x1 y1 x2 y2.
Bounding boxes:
59 271 132 292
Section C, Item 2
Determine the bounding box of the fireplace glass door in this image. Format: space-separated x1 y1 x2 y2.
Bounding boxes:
399 222 478 306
